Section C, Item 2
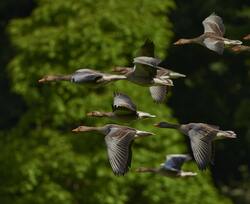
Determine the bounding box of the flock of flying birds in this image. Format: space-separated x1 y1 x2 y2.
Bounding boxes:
38 13 249 177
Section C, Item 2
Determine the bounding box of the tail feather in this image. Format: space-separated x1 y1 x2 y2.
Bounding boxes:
224 39 242 45
169 72 186 79
217 130 237 138
135 130 154 138
180 171 197 177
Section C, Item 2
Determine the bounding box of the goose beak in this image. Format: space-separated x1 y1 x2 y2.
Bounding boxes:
38 78 46 83
72 126 94 132
72 127 81 132
154 123 160 127
86 112 93 116
243 35 250 40
173 40 182 45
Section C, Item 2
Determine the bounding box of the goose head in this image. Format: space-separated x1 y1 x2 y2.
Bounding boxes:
72 126 98 132
173 38 192 45
38 75 58 83
154 122 179 129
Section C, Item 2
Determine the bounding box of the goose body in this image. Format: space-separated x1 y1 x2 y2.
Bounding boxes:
154 122 236 170
72 124 154 176
38 69 126 85
125 56 173 86
174 13 242 54
112 66 186 80
112 66 185 103
87 92 155 121
136 154 197 177
112 39 185 103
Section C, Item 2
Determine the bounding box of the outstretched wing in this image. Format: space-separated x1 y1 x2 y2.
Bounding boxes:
188 125 216 170
203 38 224 54
112 92 137 115
105 127 136 176
202 13 225 37
163 154 192 171
136 39 155 57
149 86 168 103
132 56 160 79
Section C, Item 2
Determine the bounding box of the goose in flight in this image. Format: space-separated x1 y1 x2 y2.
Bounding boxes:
136 154 197 177
154 122 236 170
112 66 185 103
87 92 155 120
38 69 126 85
112 40 185 102
72 124 154 175
174 13 242 54
125 56 174 87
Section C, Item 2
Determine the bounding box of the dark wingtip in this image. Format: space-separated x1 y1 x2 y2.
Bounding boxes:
196 162 209 171
113 91 122 97
113 170 127 176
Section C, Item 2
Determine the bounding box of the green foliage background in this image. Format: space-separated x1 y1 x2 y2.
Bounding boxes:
1 0 249 203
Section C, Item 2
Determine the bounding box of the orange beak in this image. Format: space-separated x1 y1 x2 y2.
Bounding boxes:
72 127 80 132
38 78 46 83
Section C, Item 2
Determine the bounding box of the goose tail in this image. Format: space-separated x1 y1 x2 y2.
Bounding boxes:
224 39 242 45
217 130 237 138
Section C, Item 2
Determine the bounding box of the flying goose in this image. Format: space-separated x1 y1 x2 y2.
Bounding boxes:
136 154 197 177
112 66 185 103
154 122 236 170
112 39 185 103
125 56 173 87
174 13 242 54
72 124 154 175
38 69 126 85
87 92 155 120
112 66 186 80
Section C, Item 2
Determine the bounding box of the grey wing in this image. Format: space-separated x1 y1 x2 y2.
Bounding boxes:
156 68 171 77
164 154 192 171
134 56 162 68
203 38 224 54
71 69 103 83
132 56 161 79
112 92 137 115
149 86 167 103
210 142 215 165
136 39 155 57
201 123 220 130
105 128 135 176
202 13 225 36
189 129 214 170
